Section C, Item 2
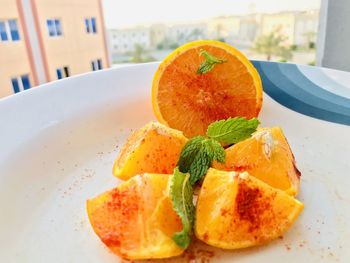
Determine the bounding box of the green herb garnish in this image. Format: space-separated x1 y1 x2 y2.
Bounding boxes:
170 167 195 249
197 49 226 74
207 117 260 147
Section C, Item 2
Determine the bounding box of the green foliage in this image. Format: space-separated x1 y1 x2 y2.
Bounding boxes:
130 44 156 63
290 44 298 51
309 42 315 49
169 42 180 49
253 30 293 61
217 37 226 42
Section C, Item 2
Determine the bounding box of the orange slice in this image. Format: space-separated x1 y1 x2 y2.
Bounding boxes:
86 173 183 260
195 169 304 249
212 127 301 196
152 40 263 138
113 122 187 180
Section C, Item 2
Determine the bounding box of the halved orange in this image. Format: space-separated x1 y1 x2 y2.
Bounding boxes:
195 169 304 249
152 40 263 138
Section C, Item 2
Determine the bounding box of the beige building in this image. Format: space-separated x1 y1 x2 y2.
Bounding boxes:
259 10 319 46
207 16 240 41
109 26 151 54
0 0 34 97
0 0 109 98
294 10 319 46
260 12 297 45
150 24 167 48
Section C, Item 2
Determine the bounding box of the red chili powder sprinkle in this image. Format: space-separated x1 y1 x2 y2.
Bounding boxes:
99 186 139 248
232 164 253 172
181 240 216 262
220 208 229 217
203 232 209 241
235 181 271 232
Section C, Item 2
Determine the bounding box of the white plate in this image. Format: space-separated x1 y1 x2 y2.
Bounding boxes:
0 62 349 262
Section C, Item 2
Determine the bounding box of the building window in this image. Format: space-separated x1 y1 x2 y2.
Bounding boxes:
85 17 97 34
47 19 62 37
91 59 103 71
56 68 62 79
0 19 20 42
56 66 70 79
11 74 31 93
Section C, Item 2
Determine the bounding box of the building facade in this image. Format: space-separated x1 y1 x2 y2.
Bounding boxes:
259 10 319 46
0 0 34 97
109 26 151 54
0 0 109 98
294 10 319 46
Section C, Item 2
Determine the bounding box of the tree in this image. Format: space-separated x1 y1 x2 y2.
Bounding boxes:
303 31 316 50
253 31 293 61
188 28 204 41
130 44 155 63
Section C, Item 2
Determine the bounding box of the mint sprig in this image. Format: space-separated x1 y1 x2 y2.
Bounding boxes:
178 137 225 185
207 117 260 147
169 167 195 249
197 49 226 74
170 117 259 249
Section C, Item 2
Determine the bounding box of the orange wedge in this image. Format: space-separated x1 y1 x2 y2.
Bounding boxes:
113 122 187 180
86 173 183 260
152 40 263 137
212 127 301 195
195 169 304 249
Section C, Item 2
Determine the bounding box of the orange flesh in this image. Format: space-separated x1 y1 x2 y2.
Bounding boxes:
195 169 304 249
87 174 183 259
154 42 262 137
213 127 300 196
113 122 187 180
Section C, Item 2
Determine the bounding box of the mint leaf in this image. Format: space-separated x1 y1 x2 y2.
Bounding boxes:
188 147 211 185
206 117 260 147
170 167 195 249
197 49 226 74
177 136 205 174
178 137 225 185
202 139 225 163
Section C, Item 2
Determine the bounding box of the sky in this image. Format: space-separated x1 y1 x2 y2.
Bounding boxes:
102 0 321 29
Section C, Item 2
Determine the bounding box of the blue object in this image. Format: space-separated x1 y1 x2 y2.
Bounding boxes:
56 69 63 79
91 61 96 71
47 20 55 36
8 20 20 41
251 60 350 126
85 18 90 33
54 19 62 36
21 75 31 90
11 78 20 93
0 21 8 41
91 18 97 33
